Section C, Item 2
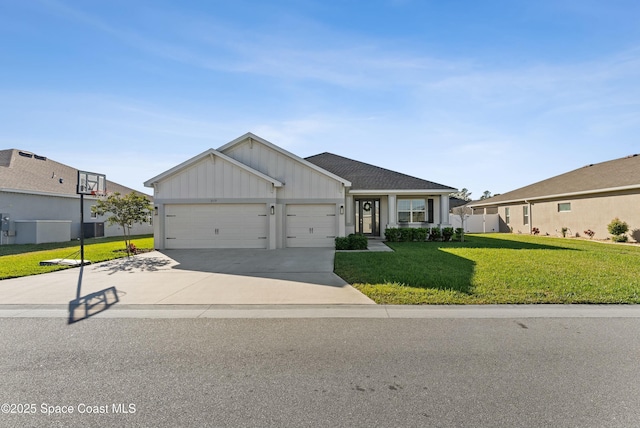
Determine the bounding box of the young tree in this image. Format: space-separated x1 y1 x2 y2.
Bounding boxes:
451 205 472 242
92 192 152 256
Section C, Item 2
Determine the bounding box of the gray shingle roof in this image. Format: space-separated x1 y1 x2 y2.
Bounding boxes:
470 154 640 206
305 152 455 191
0 149 150 197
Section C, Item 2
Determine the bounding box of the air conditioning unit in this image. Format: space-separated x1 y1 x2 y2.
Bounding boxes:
0 214 9 232
83 222 105 238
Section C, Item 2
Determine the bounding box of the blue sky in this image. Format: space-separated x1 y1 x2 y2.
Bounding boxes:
1 0 639 196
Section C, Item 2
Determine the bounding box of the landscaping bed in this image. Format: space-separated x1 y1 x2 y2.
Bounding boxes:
334 233 640 304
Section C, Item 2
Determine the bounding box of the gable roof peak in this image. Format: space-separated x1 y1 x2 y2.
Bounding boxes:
218 133 351 187
144 147 283 188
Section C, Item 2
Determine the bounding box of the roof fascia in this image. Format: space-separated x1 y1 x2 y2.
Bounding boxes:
348 189 456 195
144 148 283 188
0 188 98 199
468 183 640 207
218 132 352 187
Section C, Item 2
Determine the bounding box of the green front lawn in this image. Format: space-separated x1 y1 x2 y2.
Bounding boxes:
335 234 640 304
0 235 154 280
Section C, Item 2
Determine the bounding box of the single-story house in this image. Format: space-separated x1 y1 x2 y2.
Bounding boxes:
144 132 456 249
0 149 153 245
468 154 640 242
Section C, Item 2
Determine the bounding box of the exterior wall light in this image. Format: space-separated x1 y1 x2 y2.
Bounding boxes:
270 205 275 215
340 205 344 215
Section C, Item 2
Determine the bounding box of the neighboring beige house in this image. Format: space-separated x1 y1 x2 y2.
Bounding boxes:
468 154 640 242
144 132 456 249
0 149 153 245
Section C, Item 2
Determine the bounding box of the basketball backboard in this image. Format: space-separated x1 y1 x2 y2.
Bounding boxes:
77 170 106 196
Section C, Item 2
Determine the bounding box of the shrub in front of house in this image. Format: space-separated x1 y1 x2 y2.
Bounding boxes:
442 227 454 242
384 227 442 242
413 228 428 242
608 217 629 242
428 227 441 241
348 233 368 250
384 228 400 242
399 228 413 242
335 237 350 250
335 234 368 250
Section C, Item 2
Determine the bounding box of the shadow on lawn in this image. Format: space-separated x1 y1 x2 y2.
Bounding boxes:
454 235 578 251
337 235 576 295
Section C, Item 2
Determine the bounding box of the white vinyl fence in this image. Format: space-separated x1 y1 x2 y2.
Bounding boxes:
449 213 499 233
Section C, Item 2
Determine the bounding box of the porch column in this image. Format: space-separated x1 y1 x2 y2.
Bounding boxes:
440 194 450 227
388 194 397 227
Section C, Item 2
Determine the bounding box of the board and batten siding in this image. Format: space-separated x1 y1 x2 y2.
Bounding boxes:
223 140 344 200
154 155 276 200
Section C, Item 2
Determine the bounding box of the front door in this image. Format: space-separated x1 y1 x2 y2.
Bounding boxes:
356 199 380 236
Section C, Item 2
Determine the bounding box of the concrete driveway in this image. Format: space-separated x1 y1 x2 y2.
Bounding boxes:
0 249 374 305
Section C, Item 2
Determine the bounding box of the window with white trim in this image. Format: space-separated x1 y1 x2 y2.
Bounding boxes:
398 199 426 223
523 206 529 225
558 203 571 212
505 207 510 224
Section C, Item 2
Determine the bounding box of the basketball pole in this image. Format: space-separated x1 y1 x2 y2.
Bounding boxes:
74 170 105 304
77 191 85 301
80 192 85 266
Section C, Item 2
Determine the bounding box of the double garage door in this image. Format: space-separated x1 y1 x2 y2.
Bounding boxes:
164 203 337 249
165 204 268 249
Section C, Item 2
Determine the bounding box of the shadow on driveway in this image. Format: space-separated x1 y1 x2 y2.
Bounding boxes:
159 248 346 287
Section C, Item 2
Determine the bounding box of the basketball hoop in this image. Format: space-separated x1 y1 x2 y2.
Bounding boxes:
77 170 107 196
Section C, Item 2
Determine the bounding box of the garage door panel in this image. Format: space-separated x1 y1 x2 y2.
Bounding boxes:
286 204 337 248
165 204 267 249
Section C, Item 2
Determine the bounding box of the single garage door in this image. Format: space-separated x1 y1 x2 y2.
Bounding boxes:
165 204 268 249
286 204 337 248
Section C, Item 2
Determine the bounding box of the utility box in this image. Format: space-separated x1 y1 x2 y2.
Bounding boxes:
0 214 9 231
83 222 105 238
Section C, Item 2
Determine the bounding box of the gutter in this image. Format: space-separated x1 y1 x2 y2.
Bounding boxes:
0 188 98 200
348 189 456 195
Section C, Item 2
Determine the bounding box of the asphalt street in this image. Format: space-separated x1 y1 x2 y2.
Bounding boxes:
1 317 639 427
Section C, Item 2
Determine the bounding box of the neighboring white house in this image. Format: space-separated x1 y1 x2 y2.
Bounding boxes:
0 149 153 245
144 133 456 249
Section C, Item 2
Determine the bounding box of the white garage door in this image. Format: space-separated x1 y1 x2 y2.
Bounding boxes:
286 204 337 248
165 204 268 249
